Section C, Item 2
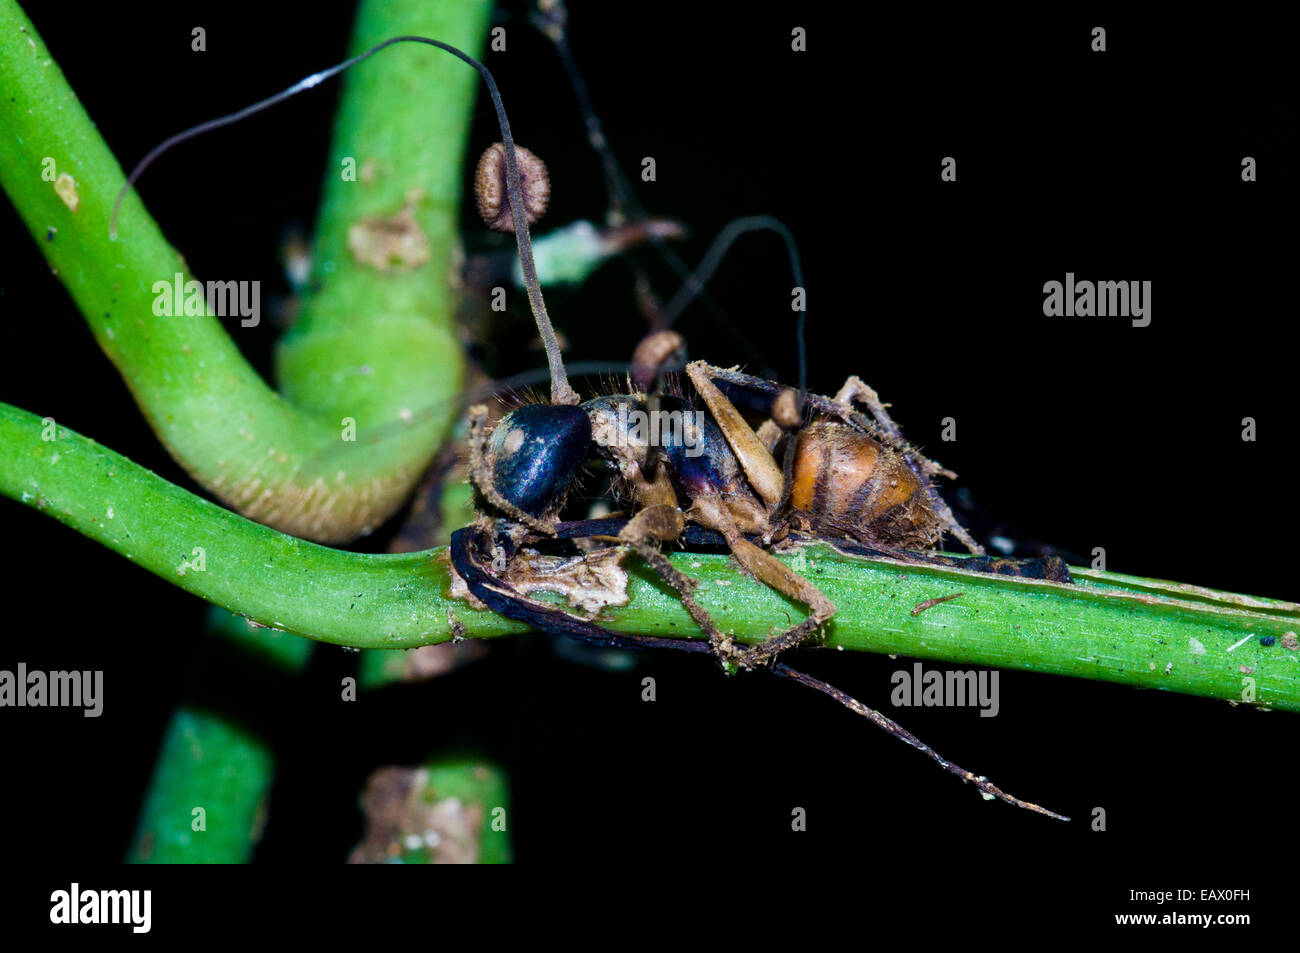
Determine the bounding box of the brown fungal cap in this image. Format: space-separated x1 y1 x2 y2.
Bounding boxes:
474 142 550 232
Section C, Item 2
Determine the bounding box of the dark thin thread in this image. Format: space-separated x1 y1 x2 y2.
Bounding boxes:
530 2 776 376
770 662 1069 821
109 34 576 406
660 215 807 401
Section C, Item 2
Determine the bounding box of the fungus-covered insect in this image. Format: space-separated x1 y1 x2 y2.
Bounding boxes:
112 19 1071 821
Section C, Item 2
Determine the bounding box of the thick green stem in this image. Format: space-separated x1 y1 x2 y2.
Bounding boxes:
0 0 488 542
6 403 1298 710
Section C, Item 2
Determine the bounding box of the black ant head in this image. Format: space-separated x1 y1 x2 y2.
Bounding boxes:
485 403 591 519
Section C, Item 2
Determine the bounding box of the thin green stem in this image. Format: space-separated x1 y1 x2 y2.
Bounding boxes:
5 402 1297 710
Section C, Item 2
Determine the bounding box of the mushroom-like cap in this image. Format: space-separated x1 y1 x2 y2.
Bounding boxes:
474 142 550 233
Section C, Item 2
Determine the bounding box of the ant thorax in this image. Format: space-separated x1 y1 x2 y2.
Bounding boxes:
585 395 649 460
584 395 667 508
586 392 768 534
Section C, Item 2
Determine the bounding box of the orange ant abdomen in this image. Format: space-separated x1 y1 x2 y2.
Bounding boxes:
790 421 943 550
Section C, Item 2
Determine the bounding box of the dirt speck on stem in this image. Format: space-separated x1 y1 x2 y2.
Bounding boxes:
911 592 964 617
53 173 78 212
346 192 431 271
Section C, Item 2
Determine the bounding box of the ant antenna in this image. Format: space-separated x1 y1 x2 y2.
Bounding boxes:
109 35 579 407
661 215 808 400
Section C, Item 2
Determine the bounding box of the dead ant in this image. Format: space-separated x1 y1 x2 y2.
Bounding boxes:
112 22 1072 821
445 13 1076 816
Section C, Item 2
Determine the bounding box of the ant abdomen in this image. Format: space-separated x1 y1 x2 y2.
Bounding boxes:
486 403 591 518
790 421 943 550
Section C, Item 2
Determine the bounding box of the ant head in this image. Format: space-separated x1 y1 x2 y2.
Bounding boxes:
486 402 591 519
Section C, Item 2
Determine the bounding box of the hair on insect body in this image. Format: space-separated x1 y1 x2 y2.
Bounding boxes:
114 17 1070 821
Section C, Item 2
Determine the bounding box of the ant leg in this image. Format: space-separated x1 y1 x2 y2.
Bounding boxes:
616 505 732 659
831 377 985 556
686 360 803 538
685 361 784 507
450 525 714 657
687 497 836 669
466 405 558 536
831 377 953 477
770 663 1068 820
754 419 782 452
617 503 833 669
455 523 1065 820
454 528 1065 818
720 534 836 668
671 364 837 664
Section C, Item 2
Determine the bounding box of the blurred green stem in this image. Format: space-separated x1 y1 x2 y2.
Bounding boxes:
0 0 488 542
127 613 314 864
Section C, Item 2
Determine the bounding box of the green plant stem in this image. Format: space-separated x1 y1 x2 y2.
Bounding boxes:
127 707 275 864
359 481 478 688
6 402 1298 710
0 0 488 542
125 608 315 864
99 0 490 861
422 758 511 865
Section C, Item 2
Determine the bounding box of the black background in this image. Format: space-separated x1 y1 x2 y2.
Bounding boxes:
0 0 1294 923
